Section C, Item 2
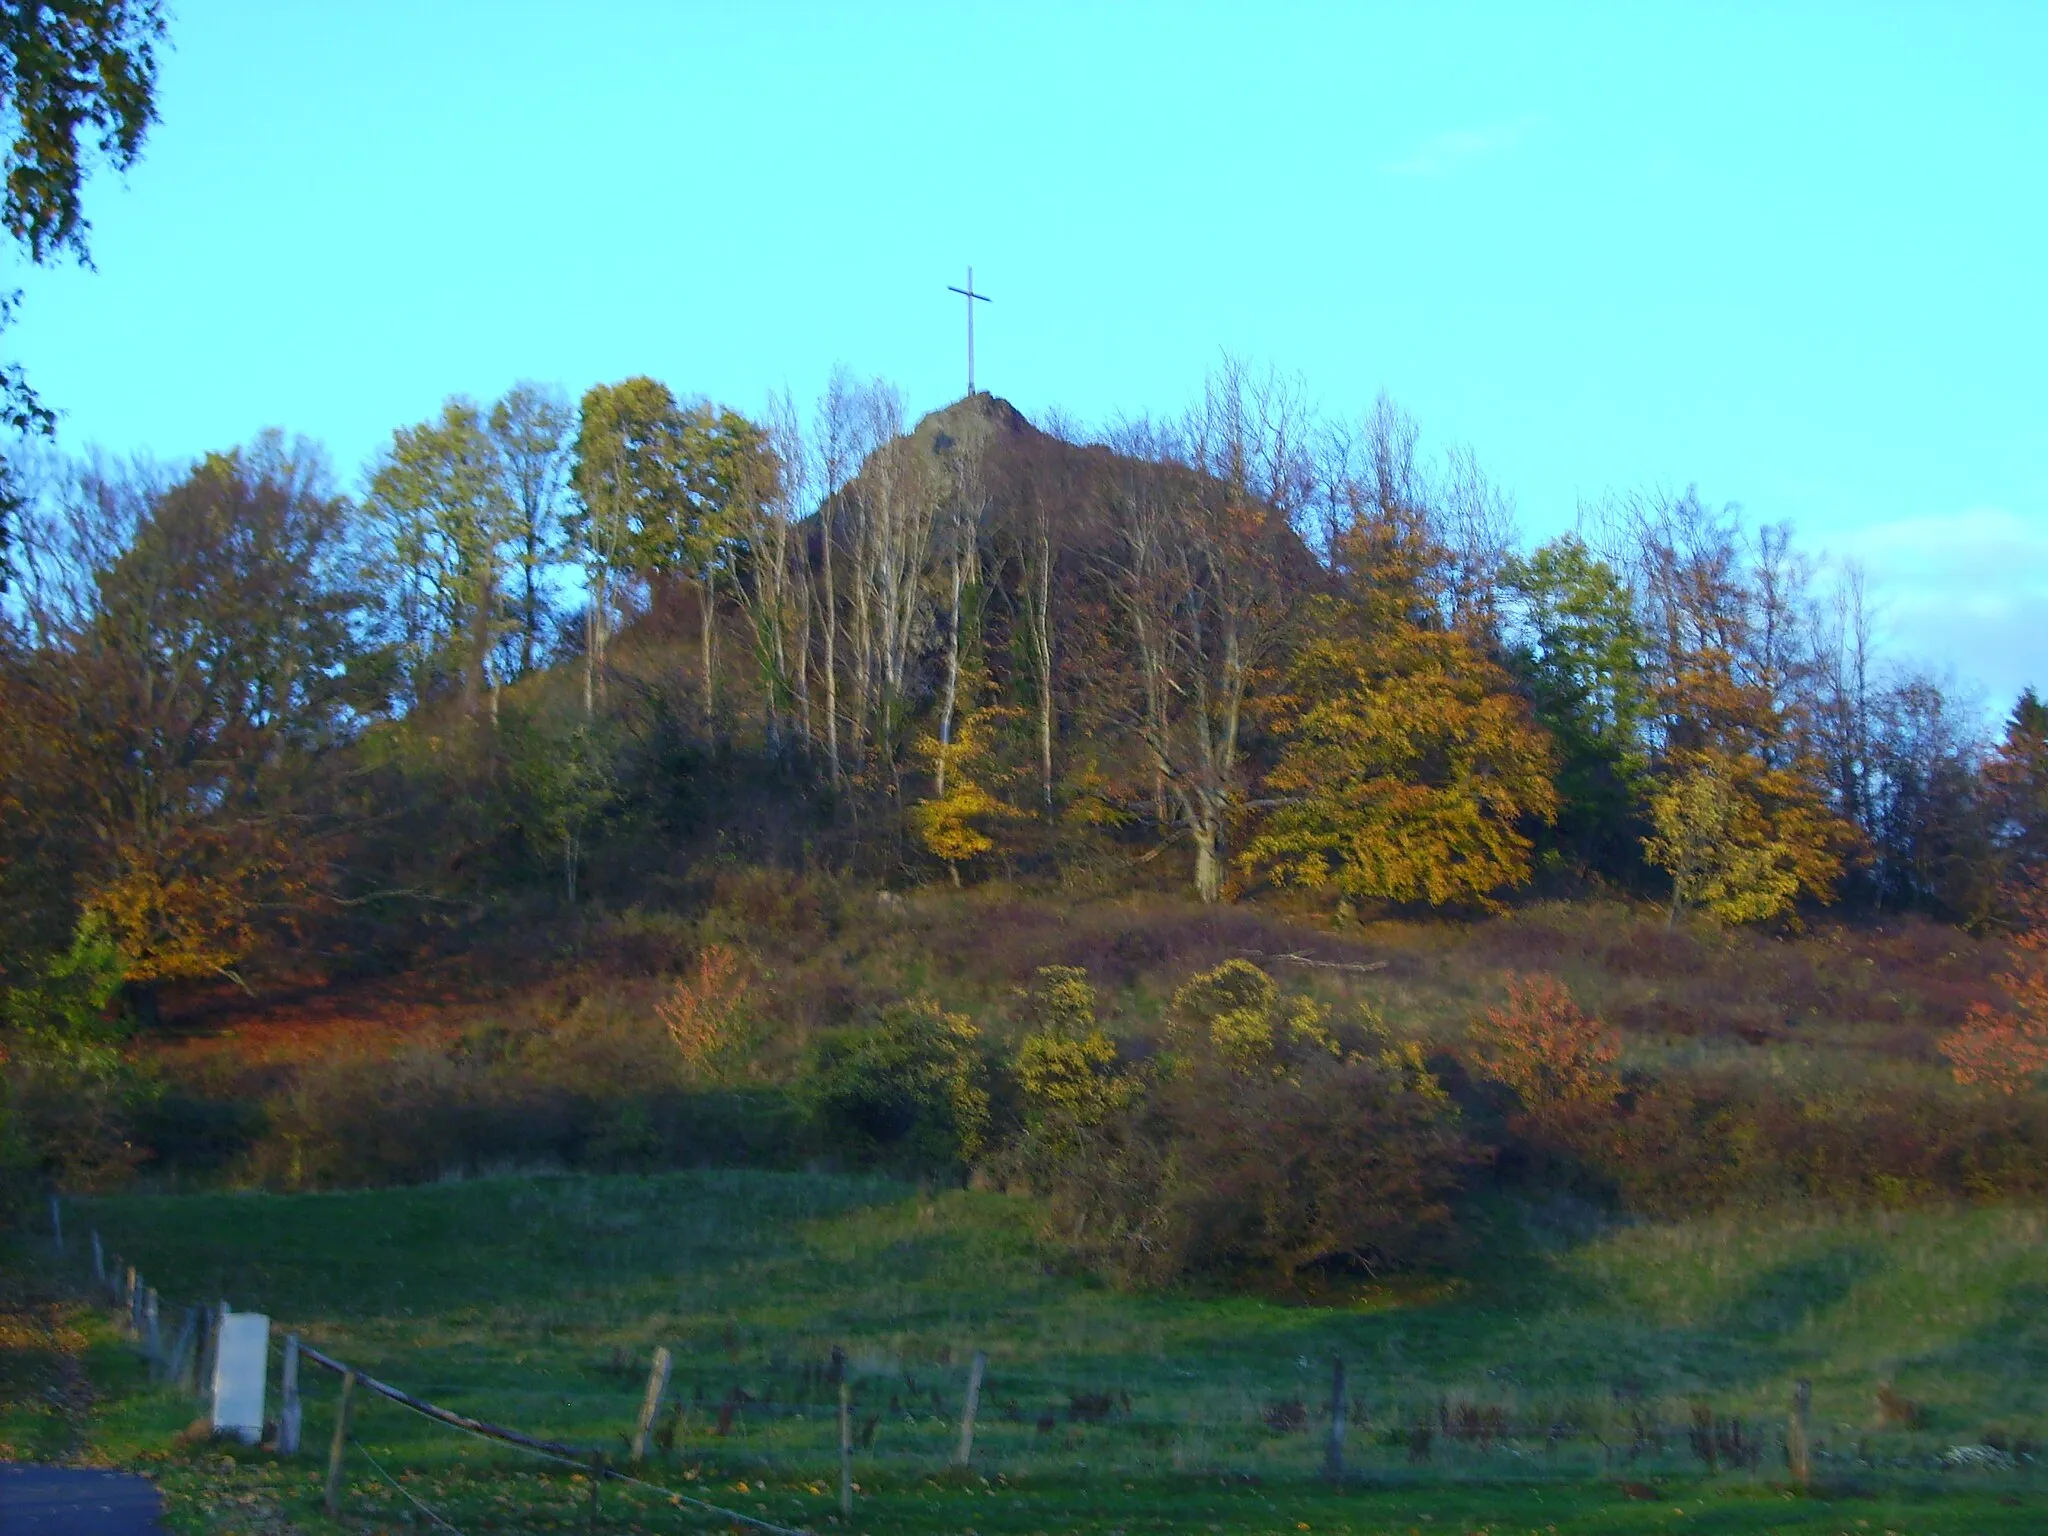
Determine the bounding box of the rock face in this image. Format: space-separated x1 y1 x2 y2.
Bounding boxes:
845 391 1320 580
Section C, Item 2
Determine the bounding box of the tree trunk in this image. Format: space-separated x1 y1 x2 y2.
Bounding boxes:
1193 816 1221 905
821 506 842 783
1030 523 1054 813
521 531 542 677
936 550 965 797
700 570 716 737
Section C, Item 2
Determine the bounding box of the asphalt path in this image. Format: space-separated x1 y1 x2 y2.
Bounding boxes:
0 1462 165 1534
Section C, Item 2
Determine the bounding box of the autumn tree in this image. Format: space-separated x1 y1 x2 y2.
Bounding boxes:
802 1000 990 1173
910 704 1024 883
1470 973 1621 1113
1038 959 1468 1289
807 368 868 783
932 424 990 799
0 911 144 1195
1644 749 1840 926
1602 489 1850 921
1245 466 1556 911
7 436 363 990
1002 423 1073 814
570 378 775 732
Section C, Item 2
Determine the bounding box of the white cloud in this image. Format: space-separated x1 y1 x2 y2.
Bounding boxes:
1839 506 2048 708
1381 115 1546 177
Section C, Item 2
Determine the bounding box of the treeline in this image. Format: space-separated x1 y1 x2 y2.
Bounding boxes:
2 361 2046 1004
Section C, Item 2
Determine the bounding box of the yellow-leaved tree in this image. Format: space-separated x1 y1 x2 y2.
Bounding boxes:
1644 749 1841 927
911 705 1025 884
1243 511 1556 911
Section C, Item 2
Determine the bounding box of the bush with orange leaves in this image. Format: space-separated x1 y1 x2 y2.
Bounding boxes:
1468 971 1626 1174
654 944 754 1081
1940 883 2048 1096
1470 973 1622 1116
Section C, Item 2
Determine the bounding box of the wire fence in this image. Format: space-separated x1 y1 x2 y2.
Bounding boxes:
41 1193 2043 1531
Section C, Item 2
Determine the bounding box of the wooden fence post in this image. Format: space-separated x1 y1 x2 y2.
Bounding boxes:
123 1267 138 1333
91 1231 104 1286
631 1346 672 1463
324 1368 358 1516
1324 1356 1348 1482
1786 1379 1811 1489
278 1334 302 1455
48 1194 61 1254
953 1349 987 1468
834 1345 853 1519
143 1289 161 1370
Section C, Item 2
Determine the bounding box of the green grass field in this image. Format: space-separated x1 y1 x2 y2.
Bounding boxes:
50 1171 2048 1533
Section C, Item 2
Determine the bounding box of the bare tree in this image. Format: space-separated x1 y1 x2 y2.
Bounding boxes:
740 389 812 756
846 386 943 769
1810 560 1878 830
1104 362 1314 902
1019 461 1060 812
812 367 864 784
933 430 989 796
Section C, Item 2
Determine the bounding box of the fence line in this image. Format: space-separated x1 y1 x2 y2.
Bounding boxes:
295 1341 588 1462
43 1195 2041 1529
59 1205 820 1534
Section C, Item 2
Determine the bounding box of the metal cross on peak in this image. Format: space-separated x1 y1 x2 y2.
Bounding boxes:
947 266 991 398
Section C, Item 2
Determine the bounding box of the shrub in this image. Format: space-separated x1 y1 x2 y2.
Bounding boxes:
1939 881 2048 1095
1145 1046 1474 1287
1013 967 1134 1133
1166 958 1337 1073
1026 961 1474 1290
1006 967 1139 1193
1468 973 1621 1116
242 991 807 1189
654 943 755 1081
801 999 990 1175
0 915 151 1199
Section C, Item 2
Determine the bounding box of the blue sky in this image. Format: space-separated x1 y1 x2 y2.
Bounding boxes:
11 1 2044 710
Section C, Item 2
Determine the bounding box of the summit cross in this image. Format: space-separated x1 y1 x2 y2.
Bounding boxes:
947 266 991 396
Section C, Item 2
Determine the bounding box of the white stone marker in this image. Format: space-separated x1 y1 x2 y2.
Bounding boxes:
210 1312 271 1444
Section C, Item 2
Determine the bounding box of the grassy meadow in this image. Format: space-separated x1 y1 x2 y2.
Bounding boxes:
51 1168 2048 1534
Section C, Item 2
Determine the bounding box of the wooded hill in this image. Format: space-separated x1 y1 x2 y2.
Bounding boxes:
2 361 2044 997
6 361 2048 1273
